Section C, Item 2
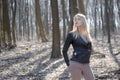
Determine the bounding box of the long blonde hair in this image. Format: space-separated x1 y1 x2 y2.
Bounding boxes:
72 13 92 42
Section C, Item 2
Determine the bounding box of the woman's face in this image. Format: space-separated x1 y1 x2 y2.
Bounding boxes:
74 16 82 27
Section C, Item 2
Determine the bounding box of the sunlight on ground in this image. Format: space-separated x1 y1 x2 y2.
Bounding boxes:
0 41 120 80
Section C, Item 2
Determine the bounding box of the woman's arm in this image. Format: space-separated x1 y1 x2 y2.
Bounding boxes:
62 32 73 66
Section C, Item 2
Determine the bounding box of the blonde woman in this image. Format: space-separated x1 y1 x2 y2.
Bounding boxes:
62 13 95 80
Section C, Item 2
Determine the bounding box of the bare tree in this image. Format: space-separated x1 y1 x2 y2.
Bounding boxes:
11 0 17 46
77 0 86 15
117 0 120 19
3 0 12 47
109 0 116 33
105 0 111 43
0 0 2 49
51 0 61 58
94 0 97 39
68 0 78 31
43 0 49 37
35 0 48 42
25 0 30 41
61 0 67 41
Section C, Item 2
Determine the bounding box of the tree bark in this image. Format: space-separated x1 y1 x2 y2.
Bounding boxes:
11 0 17 45
51 0 61 58
94 0 97 39
3 0 12 46
77 0 86 15
117 0 120 19
35 0 48 42
105 0 111 43
61 0 66 42
109 0 116 33
25 0 30 41
68 0 78 32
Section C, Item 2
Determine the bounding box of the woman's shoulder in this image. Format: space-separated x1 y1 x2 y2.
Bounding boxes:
66 31 74 38
68 31 74 35
66 31 73 37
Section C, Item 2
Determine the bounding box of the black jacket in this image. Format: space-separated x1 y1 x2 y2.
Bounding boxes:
62 32 92 66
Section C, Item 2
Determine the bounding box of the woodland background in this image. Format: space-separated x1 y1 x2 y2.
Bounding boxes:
0 0 120 80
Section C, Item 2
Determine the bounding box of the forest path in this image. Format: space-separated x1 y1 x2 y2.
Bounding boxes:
0 40 120 80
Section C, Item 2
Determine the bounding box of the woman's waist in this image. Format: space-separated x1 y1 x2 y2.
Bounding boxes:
73 48 91 53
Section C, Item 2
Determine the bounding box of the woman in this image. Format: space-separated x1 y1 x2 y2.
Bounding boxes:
62 13 95 80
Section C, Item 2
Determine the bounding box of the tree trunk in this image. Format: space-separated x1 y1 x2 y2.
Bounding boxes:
68 0 78 32
51 0 61 58
109 0 116 33
100 0 105 41
44 0 49 37
105 0 111 43
94 0 97 39
0 0 6 47
3 0 12 46
61 0 66 42
18 0 22 40
117 0 120 19
26 0 30 41
35 0 48 42
11 0 17 45
77 0 86 15
0 0 2 48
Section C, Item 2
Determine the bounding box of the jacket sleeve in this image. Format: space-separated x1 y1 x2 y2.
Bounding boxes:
62 32 73 66
87 42 92 50
88 42 94 54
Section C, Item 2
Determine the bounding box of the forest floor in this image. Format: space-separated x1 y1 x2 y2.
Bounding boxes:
0 37 120 80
